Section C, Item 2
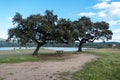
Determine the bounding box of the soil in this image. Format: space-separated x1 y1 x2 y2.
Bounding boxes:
0 54 98 80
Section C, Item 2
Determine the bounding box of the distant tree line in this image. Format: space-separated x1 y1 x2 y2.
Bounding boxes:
7 10 113 56
0 41 18 47
1 40 120 49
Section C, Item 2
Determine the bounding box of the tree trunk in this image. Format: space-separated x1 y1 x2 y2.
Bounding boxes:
78 39 85 52
32 43 41 56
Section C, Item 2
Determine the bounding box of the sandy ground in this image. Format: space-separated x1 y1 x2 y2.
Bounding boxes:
0 54 98 80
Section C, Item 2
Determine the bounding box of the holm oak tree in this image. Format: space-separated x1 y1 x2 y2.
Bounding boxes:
7 10 58 56
73 16 113 51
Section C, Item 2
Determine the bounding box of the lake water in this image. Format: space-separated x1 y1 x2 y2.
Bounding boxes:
0 47 35 51
0 47 93 51
42 47 78 51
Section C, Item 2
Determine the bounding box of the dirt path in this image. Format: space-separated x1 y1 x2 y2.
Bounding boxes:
0 54 98 80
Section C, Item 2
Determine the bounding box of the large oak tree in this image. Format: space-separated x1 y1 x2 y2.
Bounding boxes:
73 16 113 51
8 10 58 56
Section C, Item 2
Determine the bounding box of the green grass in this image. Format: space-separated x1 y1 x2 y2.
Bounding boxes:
0 54 40 63
0 48 56 63
72 48 120 80
0 78 4 80
0 48 72 63
0 48 120 80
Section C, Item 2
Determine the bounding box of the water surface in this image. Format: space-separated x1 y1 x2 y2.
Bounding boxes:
0 47 93 51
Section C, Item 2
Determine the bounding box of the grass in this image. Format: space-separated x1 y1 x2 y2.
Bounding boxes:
58 71 72 80
0 48 120 80
0 48 56 63
0 48 73 63
0 77 4 80
72 48 120 80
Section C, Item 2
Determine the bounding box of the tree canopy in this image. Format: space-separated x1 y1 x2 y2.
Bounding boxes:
73 16 113 51
7 10 113 55
8 10 58 56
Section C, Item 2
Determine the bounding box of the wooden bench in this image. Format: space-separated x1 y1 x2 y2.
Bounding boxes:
56 50 64 54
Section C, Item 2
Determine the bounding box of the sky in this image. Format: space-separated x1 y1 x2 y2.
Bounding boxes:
0 0 120 42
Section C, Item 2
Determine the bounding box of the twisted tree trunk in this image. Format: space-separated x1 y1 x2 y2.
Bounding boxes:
78 38 86 52
32 43 41 56
78 40 84 52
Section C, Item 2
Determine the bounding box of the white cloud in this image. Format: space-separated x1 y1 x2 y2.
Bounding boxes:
78 12 96 17
98 0 110 2
94 2 110 9
94 1 120 17
111 33 120 42
98 11 107 18
113 28 120 34
108 20 120 26
110 29 120 42
93 1 120 26
78 1 120 23
0 34 8 39
82 1 120 42
111 2 120 8
78 1 120 26
108 2 120 18
110 8 120 18
77 1 120 42
8 17 13 21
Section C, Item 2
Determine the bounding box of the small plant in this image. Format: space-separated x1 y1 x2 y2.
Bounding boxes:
0 77 4 80
7 73 14 75
49 76 53 78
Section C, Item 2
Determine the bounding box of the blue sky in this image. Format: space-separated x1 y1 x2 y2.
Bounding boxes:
0 0 120 42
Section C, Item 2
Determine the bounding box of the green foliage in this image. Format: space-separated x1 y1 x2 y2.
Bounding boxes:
93 21 113 41
72 49 120 80
74 16 92 37
8 10 113 45
8 10 59 46
73 17 113 42
7 10 113 54
57 18 74 44
73 16 113 51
